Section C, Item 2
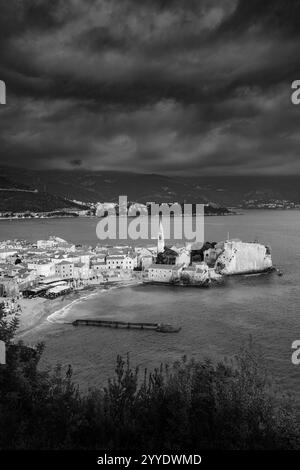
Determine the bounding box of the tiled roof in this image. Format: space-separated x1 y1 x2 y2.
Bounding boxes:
148 264 183 270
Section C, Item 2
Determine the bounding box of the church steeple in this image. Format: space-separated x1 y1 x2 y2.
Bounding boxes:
157 217 165 253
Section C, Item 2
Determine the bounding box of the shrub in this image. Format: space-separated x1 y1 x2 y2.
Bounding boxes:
0 305 299 450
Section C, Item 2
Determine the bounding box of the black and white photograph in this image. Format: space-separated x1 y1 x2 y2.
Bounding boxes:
1 0 300 464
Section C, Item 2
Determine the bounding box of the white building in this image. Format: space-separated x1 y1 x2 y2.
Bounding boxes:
55 260 74 279
106 254 125 269
136 248 154 270
181 262 211 284
73 262 90 280
148 264 183 283
78 252 91 266
27 260 56 277
37 237 68 249
171 246 191 267
106 253 137 270
37 239 56 249
95 202 117 217
36 261 56 277
91 254 106 264
92 261 107 272
214 240 273 275
122 255 137 270
0 249 18 260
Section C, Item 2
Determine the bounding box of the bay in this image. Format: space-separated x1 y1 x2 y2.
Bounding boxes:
2 210 300 407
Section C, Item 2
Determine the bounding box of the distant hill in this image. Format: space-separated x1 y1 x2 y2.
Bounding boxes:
0 174 86 213
0 175 31 191
1 166 300 207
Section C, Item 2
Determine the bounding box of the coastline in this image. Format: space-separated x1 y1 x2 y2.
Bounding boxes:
15 279 142 340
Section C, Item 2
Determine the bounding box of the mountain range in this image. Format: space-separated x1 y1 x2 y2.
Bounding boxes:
1 166 300 211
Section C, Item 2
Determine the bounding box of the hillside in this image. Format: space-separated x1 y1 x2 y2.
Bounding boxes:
1 166 300 207
0 175 86 213
0 176 30 191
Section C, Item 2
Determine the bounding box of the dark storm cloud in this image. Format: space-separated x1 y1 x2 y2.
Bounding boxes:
217 0 300 36
0 0 300 174
70 159 83 167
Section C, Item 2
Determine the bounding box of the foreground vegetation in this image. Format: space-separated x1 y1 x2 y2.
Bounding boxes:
0 308 299 450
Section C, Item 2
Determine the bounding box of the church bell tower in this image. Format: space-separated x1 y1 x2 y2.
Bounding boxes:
157 218 165 254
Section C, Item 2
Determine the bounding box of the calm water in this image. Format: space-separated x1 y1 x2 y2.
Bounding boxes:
2 212 300 406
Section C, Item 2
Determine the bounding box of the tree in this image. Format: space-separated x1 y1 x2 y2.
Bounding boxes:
0 303 20 344
0 306 299 450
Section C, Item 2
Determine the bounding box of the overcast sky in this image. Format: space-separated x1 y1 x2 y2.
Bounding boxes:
0 0 299 175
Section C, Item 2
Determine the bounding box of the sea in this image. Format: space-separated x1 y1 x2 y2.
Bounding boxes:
1 211 300 406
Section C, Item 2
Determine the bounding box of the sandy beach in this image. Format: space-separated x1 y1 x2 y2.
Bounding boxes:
15 279 142 341
16 295 75 339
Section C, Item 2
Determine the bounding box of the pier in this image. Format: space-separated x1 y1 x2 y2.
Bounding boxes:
72 319 181 333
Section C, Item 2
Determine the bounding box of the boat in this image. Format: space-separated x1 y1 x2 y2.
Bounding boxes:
156 323 181 333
